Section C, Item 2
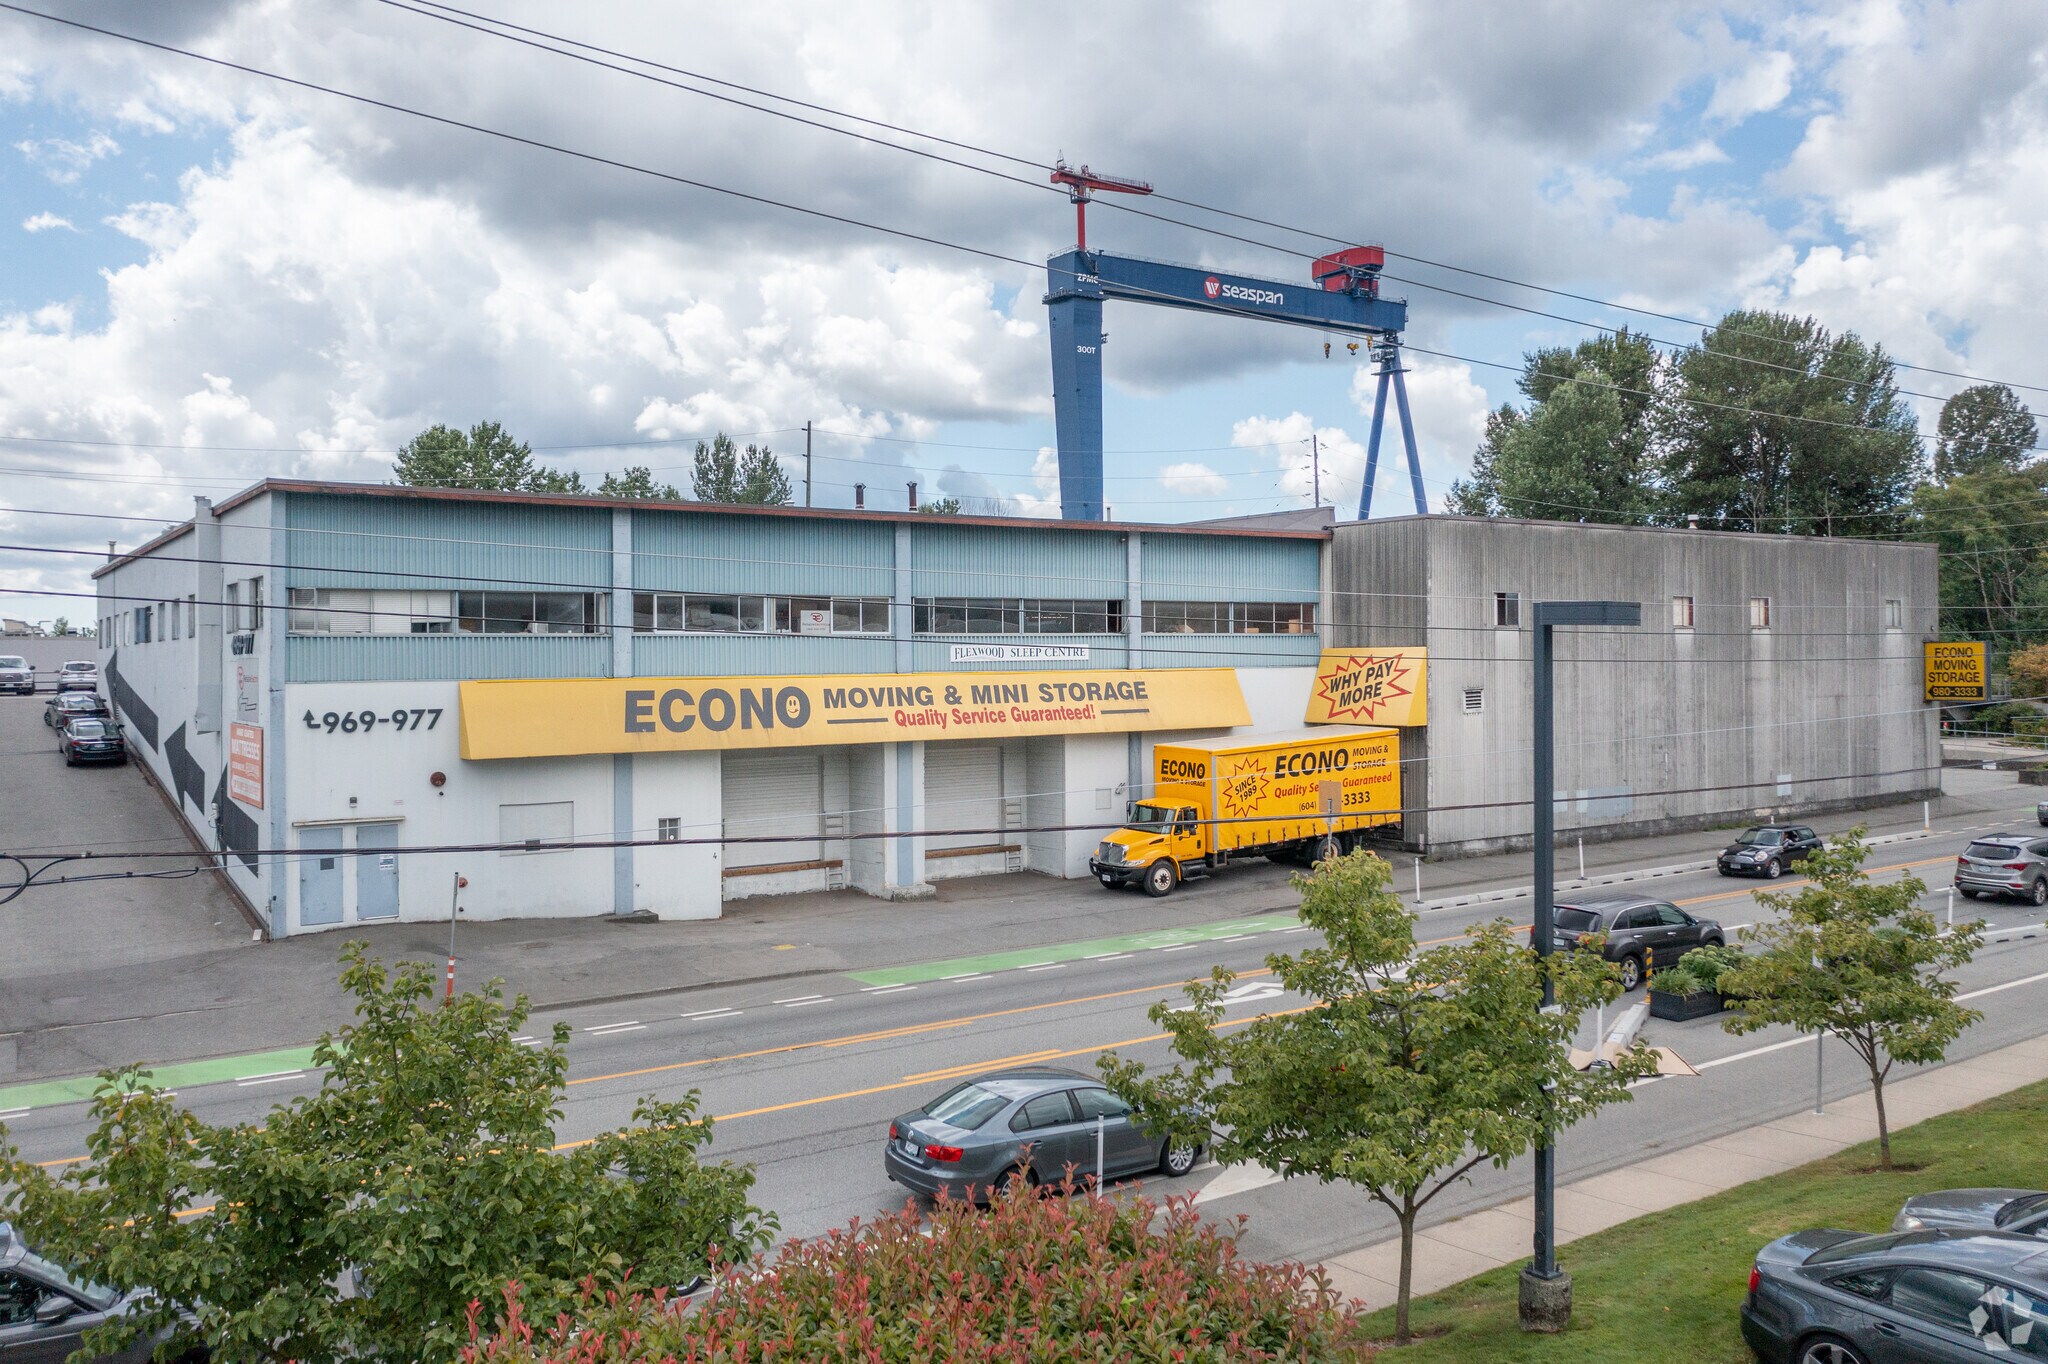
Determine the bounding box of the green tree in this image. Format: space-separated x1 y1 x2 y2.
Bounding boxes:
598 466 683 501
916 495 964 514
1100 850 1651 1341
1718 831 1982 1170
392 421 584 493
0 946 771 1364
1908 465 2048 649
1444 330 1662 522
690 434 791 505
1661 310 1922 535
50 616 68 636
1935 383 2039 481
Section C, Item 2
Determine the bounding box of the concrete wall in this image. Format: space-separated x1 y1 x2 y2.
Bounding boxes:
1330 516 1940 856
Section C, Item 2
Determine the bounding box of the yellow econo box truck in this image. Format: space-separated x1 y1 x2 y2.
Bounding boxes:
1088 726 1402 897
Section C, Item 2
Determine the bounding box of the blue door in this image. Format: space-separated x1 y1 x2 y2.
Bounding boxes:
298 826 344 927
356 823 399 920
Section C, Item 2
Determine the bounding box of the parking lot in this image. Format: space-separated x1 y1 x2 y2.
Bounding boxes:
0 683 260 1078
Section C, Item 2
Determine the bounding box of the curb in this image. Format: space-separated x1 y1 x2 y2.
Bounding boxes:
1415 828 1940 914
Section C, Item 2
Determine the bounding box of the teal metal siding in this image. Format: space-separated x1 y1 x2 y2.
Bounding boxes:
289 635 609 682
284 494 611 594
1140 534 1320 602
633 632 895 677
632 511 893 596
907 523 1125 599
1141 632 1319 667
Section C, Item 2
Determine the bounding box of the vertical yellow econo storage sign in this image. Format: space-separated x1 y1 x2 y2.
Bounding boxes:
1923 641 1987 702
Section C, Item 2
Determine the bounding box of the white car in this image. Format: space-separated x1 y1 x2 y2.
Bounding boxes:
0 655 31 695
55 660 98 694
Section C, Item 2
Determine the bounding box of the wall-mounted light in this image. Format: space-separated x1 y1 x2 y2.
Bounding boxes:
430 771 447 789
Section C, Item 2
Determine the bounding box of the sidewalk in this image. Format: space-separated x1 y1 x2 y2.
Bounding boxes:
0 768 2027 1083
1317 1031 2048 1311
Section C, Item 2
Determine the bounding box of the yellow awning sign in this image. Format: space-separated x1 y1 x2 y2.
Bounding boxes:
458 668 1252 758
1923 641 1987 702
1304 648 1428 727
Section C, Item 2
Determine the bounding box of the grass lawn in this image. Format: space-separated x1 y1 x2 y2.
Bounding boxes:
1354 1078 2048 1361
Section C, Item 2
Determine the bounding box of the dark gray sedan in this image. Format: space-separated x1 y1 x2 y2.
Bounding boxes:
1894 1189 2048 1240
883 1066 1200 1203
0 1221 177 1363
1532 894 1725 992
1741 1227 2048 1362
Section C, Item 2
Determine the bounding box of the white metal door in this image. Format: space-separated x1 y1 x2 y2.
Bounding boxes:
722 751 824 868
925 743 1005 851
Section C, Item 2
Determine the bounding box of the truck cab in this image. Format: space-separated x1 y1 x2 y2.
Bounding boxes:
1091 790 1209 897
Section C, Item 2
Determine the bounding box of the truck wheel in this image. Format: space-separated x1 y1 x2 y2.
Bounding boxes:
1143 861 1176 897
1312 835 1340 864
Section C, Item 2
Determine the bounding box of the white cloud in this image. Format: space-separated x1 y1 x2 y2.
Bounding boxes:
13 130 119 184
1705 50 1795 124
21 212 74 233
1158 462 1229 497
1638 138 1731 172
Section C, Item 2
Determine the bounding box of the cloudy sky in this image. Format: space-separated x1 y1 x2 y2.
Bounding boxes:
3 0 2046 626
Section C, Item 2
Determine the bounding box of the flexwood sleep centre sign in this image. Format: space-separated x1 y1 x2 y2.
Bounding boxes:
458 668 1252 758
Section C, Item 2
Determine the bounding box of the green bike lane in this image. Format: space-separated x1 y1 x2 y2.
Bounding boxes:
0 909 1310 1118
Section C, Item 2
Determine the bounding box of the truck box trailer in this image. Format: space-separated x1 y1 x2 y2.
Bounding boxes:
1089 726 1401 897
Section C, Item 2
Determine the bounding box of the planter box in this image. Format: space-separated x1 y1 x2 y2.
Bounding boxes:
1649 988 1725 1022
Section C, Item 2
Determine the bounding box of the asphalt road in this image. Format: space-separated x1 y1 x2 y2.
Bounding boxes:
7 825 2045 1269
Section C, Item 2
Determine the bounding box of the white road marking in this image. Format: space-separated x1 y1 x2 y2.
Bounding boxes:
0 1108 30 1121
235 1071 304 1087
1193 1161 1287 1206
1023 963 1066 972
1696 1036 1814 1071
586 1022 645 1035
1276 926 1312 934
782 997 831 1008
1159 943 1196 952
773 995 824 1005
1016 962 1054 970
943 973 991 983
680 1007 738 1019
1957 968 2048 1001
862 984 916 995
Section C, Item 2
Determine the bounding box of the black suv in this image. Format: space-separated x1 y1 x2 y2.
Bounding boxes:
1716 825 1822 879
1534 894 1725 992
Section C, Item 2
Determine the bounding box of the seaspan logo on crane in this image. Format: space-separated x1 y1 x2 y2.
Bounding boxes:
1203 275 1284 307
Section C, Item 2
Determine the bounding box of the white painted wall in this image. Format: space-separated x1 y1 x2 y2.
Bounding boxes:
632 750 722 918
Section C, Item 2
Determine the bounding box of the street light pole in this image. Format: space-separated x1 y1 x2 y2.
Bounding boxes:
1522 599 1641 1333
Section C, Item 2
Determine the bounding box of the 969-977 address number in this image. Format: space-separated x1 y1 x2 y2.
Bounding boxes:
303 708 443 734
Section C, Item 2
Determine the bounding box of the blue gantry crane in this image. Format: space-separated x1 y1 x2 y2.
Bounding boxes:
1043 162 1425 522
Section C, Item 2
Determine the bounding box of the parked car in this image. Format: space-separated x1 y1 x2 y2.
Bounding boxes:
2036 800 2048 828
54 661 99 694
1533 894 1725 992
0 1220 182 1363
1895 1189 2048 1240
1742 1226 2048 1363
0 655 31 695
1717 825 1824 879
883 1066 1201 1203
43 692 109 728
58 717 126 766
1954 835 2048 906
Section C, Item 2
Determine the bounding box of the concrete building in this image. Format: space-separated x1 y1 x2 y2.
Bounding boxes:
1327 515 1941 855
93 482 1329 936
90 487 1941 935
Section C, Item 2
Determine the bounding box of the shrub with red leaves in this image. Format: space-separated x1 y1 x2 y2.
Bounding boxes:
463 1181 1375 1363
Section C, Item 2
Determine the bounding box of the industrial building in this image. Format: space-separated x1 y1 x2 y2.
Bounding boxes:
91 483 1939 937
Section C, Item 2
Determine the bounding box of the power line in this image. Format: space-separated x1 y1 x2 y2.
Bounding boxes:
5 2 2036 473
385 0 2048 400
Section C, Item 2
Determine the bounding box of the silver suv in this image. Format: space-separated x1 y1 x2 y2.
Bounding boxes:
1955 834 2048 905
0 655 30 695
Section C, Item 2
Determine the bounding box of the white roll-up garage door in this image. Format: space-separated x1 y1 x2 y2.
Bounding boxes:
722 751 825 868
925 743 1006 851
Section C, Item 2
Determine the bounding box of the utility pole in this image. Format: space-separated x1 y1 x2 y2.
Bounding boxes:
444 872 467 1005
1310 433 1321 507
1523 599 1642 1333
804 421 813 508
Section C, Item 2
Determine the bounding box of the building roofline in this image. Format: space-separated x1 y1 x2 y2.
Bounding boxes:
1336 511 1936 550
95 478 1329 577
